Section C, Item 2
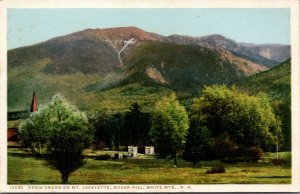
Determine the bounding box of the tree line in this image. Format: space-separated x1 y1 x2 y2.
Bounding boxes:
19 85 285 183
91 85 284 165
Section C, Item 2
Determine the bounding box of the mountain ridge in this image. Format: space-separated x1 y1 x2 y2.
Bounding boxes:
7 26 290 112
9 26 290 68
168 33 290 67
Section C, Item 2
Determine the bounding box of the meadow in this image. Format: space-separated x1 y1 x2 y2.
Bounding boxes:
8 148 291 184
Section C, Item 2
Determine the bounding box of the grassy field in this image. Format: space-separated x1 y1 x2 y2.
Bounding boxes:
8 148 291 184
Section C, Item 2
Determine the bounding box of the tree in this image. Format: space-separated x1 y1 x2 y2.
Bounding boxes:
19 94 93 184
89 112 114 149
183 119 213 166
272 117 283 160
272 95 291 151
123 103 152 147
150 93 189 166
192 85 283 152
110 113 123 150
18 110 50 156
90 112 123 150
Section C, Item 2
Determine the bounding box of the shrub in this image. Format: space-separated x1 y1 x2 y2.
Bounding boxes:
246 147 264 162
214 138 237 159
272 159 284 165
272 157 291 166
207 165 226 174
92 141 107 150
95 154 111 160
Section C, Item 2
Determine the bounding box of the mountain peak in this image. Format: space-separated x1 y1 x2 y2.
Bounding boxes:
45 26 164 46
204 34 227 39
198 34 235 43
83 26 144 33
80 26 163 41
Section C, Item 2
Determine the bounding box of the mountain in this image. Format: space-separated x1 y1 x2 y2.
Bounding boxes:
8 27 290 74
168 34 290 68
101 41 267 91
236 59 290 100
8 27 167 74
239 43 291 63
8 26 288 113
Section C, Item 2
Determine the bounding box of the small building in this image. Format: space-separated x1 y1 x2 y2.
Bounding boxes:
7 128 18 142
7 91 38 147
7 128 20 148
145 146 155 155
128 146 138 157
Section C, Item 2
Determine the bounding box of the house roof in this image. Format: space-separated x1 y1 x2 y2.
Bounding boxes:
7 128 18 140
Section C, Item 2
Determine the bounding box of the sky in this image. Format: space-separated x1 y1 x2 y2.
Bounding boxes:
7 8 290 49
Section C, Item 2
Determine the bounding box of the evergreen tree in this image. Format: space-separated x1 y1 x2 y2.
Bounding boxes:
183 120 213 166
123 103 151 147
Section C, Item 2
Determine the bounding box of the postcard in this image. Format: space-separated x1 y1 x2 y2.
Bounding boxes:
0 0 299 192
